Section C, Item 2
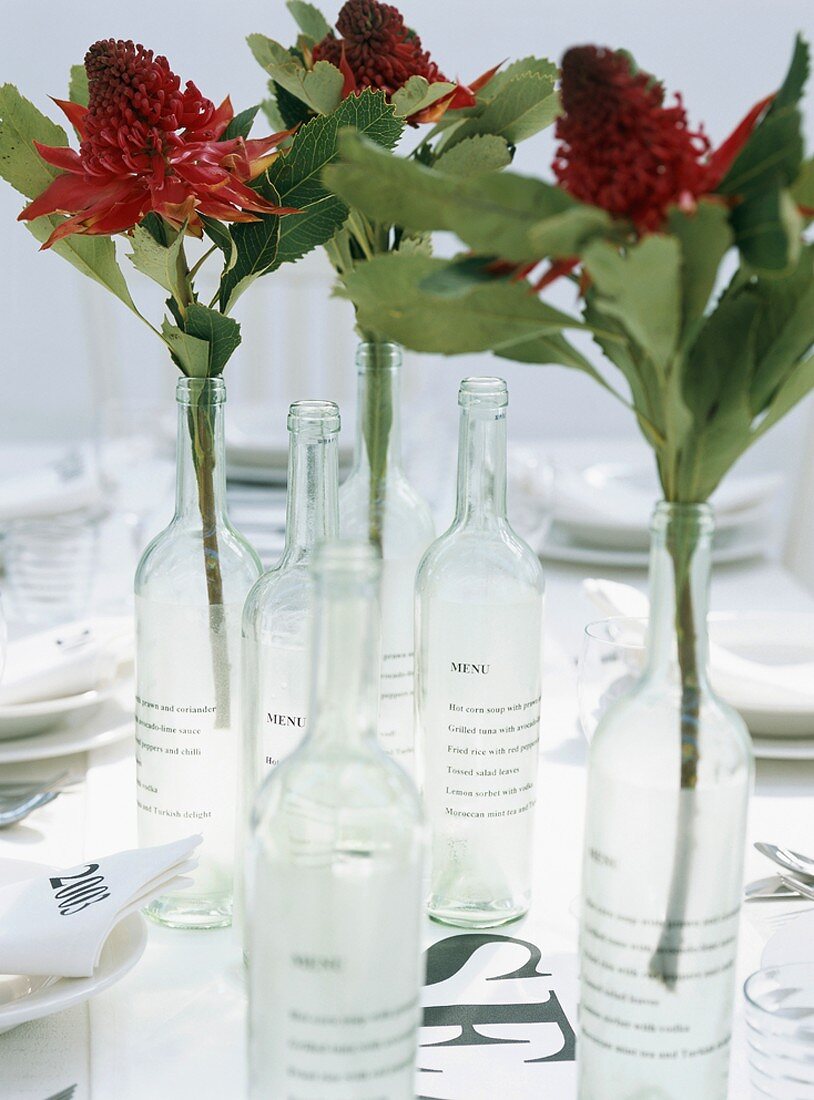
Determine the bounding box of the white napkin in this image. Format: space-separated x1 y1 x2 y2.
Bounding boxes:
0 836 201 978
0 467 102 523
0 618 133 706
583 579 814 709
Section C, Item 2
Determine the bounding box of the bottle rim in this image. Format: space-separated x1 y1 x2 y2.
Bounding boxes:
287 400 341 435
459 376 508 408
175 376 226 406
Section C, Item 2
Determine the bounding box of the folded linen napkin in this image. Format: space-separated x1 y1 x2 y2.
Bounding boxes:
0 618 133 706
0 835 200 977
583 579 814 709
0 467 102 523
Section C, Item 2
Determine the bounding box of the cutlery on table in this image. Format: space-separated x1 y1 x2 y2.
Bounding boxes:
0 771 69 828
745 875 804 900
779 874 814 902
755 842 814 880
44 1087 77 1100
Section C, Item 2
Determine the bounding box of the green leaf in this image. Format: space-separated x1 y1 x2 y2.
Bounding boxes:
286 0 332 42
327 132 604 262
266 89 402 269
441 72 559 149
68 65 89 107
434 134 512 176
140 212 175 247
666 200 733 331
247 35 343 115
748 246 814 410
582 236 682 373
391 76 457 119
730 186 802 273
199 214 238 275
527 204 613 259
261 94 288 132
772 33 810 112
792 157 814 220
755 353 814 441
0 84 65 199
269 80 315 129
340 252 585 353
160 318 211 378
219 203 281 311
183 303 242 374
475 57 558 102
497 330 623 397
222 104 259 141
127 223 187 299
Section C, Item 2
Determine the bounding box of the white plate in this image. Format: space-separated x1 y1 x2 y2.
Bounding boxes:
762 909 814 967
753 736 814 760
0 859 146 1034
0 685 114 740
0 698 133 764
540 520 768 568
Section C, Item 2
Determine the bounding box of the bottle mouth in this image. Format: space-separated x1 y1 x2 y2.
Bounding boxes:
288 400 341 436
458 376 508 409
356 341 402 372
176 377 226 406
652 500 715 536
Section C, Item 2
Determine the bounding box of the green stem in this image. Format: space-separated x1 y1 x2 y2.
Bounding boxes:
187 394 231 728
361 337 394 555
649 523 700 987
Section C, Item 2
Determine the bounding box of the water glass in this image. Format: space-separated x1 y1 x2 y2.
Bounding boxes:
745 963 814 1098
3 518 99 625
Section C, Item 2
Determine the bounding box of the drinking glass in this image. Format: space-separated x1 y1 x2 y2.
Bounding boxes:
3 518 99 625
745 963 814 1098
577 617 647 740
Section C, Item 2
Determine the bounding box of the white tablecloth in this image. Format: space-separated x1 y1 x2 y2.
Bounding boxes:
1 492 812 1098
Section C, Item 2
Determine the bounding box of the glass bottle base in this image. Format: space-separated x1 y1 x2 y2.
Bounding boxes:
143 893 232 930
427 896 529 929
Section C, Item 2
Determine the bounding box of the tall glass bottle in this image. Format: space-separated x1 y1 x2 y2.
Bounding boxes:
247 542 425 1100
237 400 340 926
339 341 435 774
416 377 545 928
578 503 753 1099
135 377 261 929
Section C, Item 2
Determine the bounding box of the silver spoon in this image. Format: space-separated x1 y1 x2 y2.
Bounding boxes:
755 842 814 880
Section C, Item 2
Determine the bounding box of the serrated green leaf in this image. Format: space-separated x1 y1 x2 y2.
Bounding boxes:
68 65 89 107
391 76 456 119
476 57 558 102
666 200 733 331
792 157 814 220
140 212 175 247
270 80 315 129
583 236 682 373
434 134 512 176
161 318 211 377
127 223 186 299
183 303 242 374
0 84 65 199
261 94 288 132
772 33 809 112
199 214 238 275
718 107 803 199
748 246 814 409
286 0 332 42
341 252 585 352
266 89 402 269
497 330 623 398
223 104 259 141
730 186 802 273
219 203 281 311
327 132 597 261
442 72 559 149
247 35 343 115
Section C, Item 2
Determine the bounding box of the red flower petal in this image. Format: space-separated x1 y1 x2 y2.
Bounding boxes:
52 98 89 139
32 142 83 173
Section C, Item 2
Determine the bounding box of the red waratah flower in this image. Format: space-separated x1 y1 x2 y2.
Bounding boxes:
20 39 296 248
552 46 775 234
312 0 498 124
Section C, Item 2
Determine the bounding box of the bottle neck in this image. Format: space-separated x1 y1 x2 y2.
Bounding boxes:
454 403 507 526
283 433 339 563
351 342 403 480
308 562 380 747
174 379 229 526
644 503 714 690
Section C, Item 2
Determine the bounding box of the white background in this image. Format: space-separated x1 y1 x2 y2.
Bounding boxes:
0 0 812 474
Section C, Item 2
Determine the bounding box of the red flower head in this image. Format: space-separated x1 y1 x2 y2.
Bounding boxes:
20 39 296 248
553 46 713 233
312 0 497 124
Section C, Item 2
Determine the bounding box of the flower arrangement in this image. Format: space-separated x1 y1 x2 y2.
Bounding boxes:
323 36 814 967
248 0 560 547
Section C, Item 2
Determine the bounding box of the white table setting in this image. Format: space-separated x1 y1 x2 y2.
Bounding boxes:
0 438 812 1100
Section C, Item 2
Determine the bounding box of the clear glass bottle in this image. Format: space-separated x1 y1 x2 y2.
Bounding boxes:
237 400 340 928
578 503 753 1099
339 341 435 775
247 542 425 1100
135 377 261 929
416 377 545 928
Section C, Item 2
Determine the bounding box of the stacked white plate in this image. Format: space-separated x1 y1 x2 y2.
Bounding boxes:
541 462 779 566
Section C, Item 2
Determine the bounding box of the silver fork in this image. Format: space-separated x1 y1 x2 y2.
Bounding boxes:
0 771 68 806
0 772 68 828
